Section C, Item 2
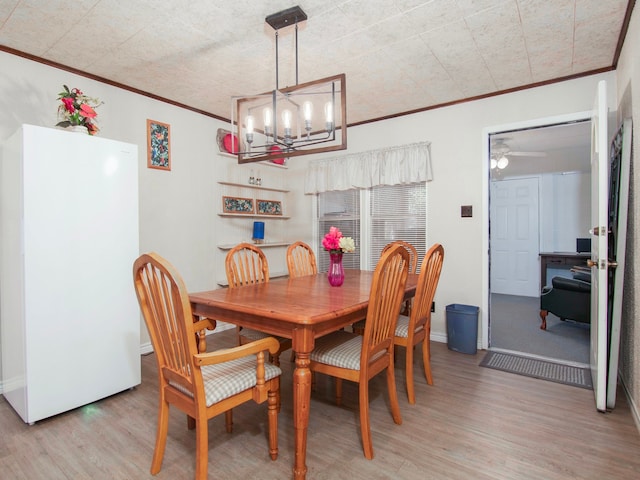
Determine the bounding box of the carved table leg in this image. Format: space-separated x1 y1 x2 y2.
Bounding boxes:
292 328 314 480
540 310 548 330
292 348 311 480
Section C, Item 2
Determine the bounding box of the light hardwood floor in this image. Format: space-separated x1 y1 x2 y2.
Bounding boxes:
1 329 639 479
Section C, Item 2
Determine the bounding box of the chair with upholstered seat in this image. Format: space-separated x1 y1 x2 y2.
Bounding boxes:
286 241 318 278
382 241 418 315
539 274 591 330
310 244 410 459
352 240 418 335
394 243 444 404
133 252 281 480
226 243 292 366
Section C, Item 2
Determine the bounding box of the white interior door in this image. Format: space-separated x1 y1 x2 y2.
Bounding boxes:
590 80 608 412
490 177 540 297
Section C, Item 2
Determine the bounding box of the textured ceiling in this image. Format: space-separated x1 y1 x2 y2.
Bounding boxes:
0 0 631 127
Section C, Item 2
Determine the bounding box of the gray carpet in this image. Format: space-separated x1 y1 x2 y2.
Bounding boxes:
480 351 593 389
490 293 589 364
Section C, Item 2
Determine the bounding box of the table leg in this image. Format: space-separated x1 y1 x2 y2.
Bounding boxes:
293 350 311 480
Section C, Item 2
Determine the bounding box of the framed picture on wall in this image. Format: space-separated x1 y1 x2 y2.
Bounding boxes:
222 196 254 214
256 199 283 216
147 119 171 170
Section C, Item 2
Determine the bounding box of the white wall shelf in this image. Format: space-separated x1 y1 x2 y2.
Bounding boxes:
217 242 291 250
217 213 290 219
218 181 289 193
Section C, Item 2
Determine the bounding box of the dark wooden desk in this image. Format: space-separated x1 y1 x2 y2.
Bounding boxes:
539 252 590 287
189 270 418 480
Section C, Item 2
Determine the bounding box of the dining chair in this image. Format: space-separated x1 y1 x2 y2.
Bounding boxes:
226 242 292 366
394 243 444 404
352 240 419 336
383 240 418 314
286 241 318 278
309 243 410 459
133 252 281 480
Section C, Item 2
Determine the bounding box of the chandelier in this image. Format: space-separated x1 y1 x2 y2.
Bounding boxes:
230 6 347 164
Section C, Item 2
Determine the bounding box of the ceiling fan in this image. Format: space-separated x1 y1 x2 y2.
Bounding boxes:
490 138 546 170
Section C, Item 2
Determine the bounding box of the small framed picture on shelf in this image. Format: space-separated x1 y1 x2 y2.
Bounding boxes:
222 196 254 214
147 119 171 170
256 199 283 216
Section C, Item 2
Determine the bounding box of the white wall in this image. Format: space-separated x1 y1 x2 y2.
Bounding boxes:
339 72 615 344
0 51 311 370
0 49 626 390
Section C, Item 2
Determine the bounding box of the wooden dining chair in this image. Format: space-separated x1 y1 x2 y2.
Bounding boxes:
352 240 419 335
286 241 318 278
382 240 418 315
309 243 410 459
226 243 292 366
394 243 444 404
133 252 281 480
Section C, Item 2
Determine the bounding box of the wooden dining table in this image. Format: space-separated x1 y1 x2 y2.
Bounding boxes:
189 269 418 480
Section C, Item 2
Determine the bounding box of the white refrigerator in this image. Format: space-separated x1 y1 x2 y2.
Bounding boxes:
1 124 141 424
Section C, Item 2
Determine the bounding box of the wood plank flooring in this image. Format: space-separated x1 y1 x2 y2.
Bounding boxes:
1 329 639 479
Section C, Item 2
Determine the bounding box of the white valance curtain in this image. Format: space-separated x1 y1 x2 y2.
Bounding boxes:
304 141 432 194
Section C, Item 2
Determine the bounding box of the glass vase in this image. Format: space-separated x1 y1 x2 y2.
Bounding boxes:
327 252 345 287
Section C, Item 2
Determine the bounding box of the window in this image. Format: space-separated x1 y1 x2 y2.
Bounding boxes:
317 189 360 272
316 183 426 272
369 183 427 271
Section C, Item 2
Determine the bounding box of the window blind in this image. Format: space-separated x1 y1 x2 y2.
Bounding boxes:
369 183 427 272
316 183 427 273
317 189 361 272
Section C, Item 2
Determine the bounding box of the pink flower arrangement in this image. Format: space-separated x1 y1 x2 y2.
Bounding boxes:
56 85 102 135
322 226 355 254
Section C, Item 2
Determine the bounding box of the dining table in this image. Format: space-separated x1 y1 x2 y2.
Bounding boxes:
189 269 418 480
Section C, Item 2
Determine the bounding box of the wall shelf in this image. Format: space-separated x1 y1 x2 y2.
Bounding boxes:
218 181 289 193
217 213 290 219
217 242 291 250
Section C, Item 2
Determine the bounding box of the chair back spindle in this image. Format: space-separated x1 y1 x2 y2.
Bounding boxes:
286 241 318 278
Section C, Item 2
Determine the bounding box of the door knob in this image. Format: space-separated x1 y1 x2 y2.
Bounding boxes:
587 259 597 268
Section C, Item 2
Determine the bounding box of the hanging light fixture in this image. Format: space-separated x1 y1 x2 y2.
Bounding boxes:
230 6 347 164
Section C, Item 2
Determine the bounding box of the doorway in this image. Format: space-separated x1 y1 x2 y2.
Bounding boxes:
486 117 592 365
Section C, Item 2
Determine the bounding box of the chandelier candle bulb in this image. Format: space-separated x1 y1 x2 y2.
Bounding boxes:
324 101 334 132
263 108 272 136
282 109 292 129
246 115 254 145
303 101 313 120
282 109 293 144
303 100 313 137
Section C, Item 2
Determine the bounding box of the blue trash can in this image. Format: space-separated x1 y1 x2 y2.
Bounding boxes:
446 304 479 354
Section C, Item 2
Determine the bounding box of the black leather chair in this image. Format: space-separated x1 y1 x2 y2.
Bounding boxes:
539 275 591 330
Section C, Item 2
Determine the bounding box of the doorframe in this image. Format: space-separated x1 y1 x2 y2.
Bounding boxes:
481 110 591 349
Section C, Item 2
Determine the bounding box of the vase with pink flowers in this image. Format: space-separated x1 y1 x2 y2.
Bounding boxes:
322 226 355 287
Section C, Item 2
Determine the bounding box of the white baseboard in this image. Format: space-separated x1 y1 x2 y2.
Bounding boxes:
619 373 640 435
